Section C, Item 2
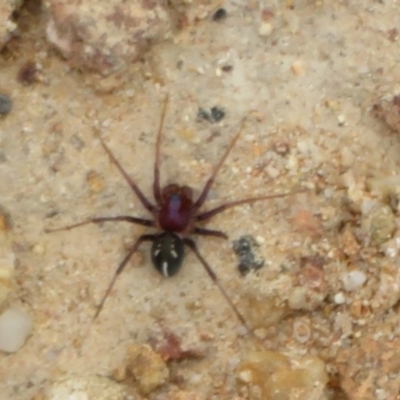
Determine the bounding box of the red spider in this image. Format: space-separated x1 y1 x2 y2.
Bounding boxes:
47 96 300 328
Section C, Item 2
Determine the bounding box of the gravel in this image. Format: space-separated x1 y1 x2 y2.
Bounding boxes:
0 308 33 353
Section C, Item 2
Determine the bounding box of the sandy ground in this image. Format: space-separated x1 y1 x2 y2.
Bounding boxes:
2 1 400 399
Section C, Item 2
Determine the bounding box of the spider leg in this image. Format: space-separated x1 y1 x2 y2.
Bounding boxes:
193 227 228 239
94 233 156 320
153 94 169 205
45 216 155 233
183 237 250 331
96 132 157 215
196 190 305 222
192 120 246 211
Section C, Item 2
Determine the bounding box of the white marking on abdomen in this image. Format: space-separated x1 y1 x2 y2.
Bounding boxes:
162 261 169 277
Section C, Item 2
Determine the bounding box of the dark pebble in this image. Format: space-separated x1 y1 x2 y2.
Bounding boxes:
17 61 38 85
212 8 227 21
197 106 225 123
210 106 225 122
232 235 265 276
0 94 12 115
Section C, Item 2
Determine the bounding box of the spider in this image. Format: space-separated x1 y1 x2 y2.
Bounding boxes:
47 96 300 329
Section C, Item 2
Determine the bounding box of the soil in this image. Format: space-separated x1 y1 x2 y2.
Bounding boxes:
2 1 400 399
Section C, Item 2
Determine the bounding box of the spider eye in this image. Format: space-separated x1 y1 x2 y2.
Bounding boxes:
151 232 184 277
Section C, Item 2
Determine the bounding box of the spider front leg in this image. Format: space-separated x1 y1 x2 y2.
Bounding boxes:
153 94 169 205
45 216 155 233
95 132 157 216
192 120 245 211
196 190 306 222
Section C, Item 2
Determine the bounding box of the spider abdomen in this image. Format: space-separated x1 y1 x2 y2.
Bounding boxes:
151 232 185 277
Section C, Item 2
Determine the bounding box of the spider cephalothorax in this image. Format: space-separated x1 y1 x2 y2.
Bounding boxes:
158 184 194 233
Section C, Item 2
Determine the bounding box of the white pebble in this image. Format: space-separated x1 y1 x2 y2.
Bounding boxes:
342 270 367 291
337 114 346 125
333 292 346 304
258 22 273 36
255 235 265 245
0 308 33 352
238 369 253 383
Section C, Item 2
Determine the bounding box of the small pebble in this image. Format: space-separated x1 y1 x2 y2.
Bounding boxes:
232 235 265 275
210 106 225 122
255 235 265 245
288 286 307 310
48 375 126 400
69 134 86 151
0 210 11 231
342 270 367 291
274 141 290 155
337 114 346 126
361 203 396 246
31 243 45 255
334 292 346 304
127 344 169 394
212 8 227 21
238 369 253 383
197 106 225 123
238 350 328 398
0 231 15 307
86 170 105 193
0 94 12 115
17 61 38 85
221 65 233 72
258 22 273 36
0 308 33 353
291 60 306 76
